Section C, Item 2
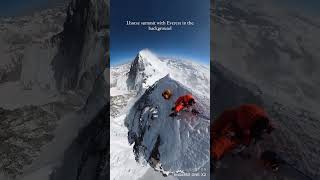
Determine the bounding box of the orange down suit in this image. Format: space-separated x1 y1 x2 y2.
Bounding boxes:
174 94 194 113
211 104 269 161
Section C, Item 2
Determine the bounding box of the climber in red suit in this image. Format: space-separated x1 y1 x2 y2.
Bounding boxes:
211 104 274 161
169 94 199 117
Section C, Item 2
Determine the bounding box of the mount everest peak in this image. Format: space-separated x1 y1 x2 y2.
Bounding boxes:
112 49 210 96
126 49 168 91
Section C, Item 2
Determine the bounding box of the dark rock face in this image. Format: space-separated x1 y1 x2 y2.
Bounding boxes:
0 106 58 178
0 57 22 84
126 54 146 90
52 0 109 93
0 0 109 179
47 0 110 179
48 64 108 180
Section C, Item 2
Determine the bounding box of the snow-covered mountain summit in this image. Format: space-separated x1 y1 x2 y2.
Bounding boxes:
111 49 210 96
127 49 169 91
125 75 210 174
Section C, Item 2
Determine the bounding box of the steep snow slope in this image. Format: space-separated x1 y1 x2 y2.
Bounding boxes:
212 62 320 180
110 50 210 180
110 75 150 180
126 75 210 173
213 0 320 112
212 1 320 179
110 114 150 180
18 73 108 180
110 63 131 95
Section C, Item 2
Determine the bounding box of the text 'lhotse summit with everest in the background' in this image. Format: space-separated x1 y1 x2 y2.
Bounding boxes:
126 20 195 31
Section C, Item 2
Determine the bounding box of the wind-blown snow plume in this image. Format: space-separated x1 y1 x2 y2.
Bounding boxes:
112 49 210 96
127 49 169 91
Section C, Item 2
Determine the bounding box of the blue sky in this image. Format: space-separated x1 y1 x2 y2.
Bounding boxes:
1 0 319 65
110 0 210 65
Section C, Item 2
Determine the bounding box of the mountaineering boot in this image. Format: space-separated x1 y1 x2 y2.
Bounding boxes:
192 109 199 115
260 151 283 172
169 112 177 117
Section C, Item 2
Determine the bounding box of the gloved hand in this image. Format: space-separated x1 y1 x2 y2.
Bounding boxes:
266 125 275 134
192 109 199 115
169 112 177 117
226 131 236 138
260 151 283 172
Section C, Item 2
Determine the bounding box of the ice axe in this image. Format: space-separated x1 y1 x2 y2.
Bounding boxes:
193 110 210 120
